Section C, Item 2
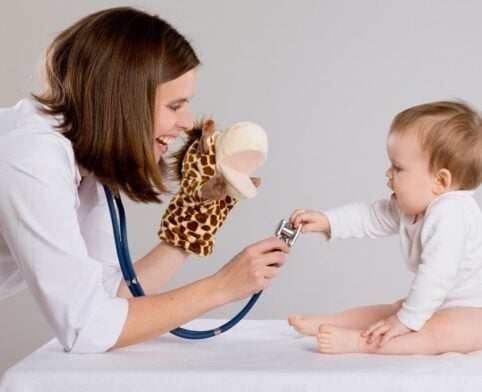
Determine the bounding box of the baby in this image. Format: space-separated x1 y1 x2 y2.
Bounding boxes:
288 100 482 355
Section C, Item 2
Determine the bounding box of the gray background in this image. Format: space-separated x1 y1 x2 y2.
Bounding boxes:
1 0 481 375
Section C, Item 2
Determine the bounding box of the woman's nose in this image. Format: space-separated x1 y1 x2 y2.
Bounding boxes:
178 108 193 131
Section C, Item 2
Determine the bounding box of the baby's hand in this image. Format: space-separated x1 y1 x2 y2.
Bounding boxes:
361 315 412 347
289 209 330 234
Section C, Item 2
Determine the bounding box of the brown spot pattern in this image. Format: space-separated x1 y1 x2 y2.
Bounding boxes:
158 121 239 256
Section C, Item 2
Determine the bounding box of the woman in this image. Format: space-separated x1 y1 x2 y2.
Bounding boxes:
0 7 289 353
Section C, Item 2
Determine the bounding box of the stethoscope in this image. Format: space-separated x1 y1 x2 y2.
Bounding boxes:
103 185 301 339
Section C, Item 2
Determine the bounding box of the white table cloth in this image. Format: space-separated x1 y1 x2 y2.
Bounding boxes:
2 319 482 391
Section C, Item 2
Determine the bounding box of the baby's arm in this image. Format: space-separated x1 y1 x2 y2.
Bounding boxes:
290 199 401 241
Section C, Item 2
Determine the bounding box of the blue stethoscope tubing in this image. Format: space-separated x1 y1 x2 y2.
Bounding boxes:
103 185 261 339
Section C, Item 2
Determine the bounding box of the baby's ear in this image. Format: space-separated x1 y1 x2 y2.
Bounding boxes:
433 168 453 194
200 175 227 200
198 119 216 154
250 177 261 188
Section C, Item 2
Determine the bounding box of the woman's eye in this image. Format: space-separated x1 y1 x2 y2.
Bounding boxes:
168 104 181 112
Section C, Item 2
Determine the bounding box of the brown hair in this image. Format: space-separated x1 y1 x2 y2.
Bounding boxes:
389 101 482 190
33 7 200 202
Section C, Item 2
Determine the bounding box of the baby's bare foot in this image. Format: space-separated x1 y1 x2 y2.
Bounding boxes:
317 324 369 354
288 315 327 336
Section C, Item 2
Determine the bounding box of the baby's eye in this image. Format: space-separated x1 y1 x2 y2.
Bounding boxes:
392 165 402 172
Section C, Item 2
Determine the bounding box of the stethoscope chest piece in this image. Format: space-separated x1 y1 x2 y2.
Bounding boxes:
275 219 301 247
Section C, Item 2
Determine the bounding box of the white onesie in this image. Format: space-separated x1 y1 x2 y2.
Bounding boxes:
324 190 482 331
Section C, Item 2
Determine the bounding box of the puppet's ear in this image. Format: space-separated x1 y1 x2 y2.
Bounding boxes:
250 177 261 188
198 119 216 154
200 175 227 200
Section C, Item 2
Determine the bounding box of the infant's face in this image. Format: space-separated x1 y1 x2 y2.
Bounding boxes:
385 130 438 216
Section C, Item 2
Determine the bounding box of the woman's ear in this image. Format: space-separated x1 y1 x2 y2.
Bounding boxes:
433 168 452 194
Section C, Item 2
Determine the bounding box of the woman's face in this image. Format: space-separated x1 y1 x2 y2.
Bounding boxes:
153 68 197 162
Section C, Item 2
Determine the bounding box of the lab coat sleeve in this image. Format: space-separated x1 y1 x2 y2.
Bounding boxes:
323 199 401 240
396 200 466 331
0 150 128 353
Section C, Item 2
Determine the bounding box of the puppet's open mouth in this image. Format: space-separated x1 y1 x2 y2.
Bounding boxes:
218 150 266 198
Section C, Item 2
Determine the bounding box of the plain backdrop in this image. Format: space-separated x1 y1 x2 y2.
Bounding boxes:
1 0 481 375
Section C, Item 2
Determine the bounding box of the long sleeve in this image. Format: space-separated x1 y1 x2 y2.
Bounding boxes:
396 199 467 331
323 199 401 240
0 131 128 353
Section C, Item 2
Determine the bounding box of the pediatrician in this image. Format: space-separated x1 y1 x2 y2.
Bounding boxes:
0 7 289 353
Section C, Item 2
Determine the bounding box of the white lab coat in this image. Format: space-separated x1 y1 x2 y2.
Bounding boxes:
0 99 128 353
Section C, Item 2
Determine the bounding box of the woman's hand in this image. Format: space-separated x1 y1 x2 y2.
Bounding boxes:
212 236 290 304
361 315 412 346
289 209 331 235
114 237 288 349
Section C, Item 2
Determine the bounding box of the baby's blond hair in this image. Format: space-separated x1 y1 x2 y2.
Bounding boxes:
390 101 482 190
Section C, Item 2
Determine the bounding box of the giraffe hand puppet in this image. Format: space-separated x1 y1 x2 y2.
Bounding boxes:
158 119 268 256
